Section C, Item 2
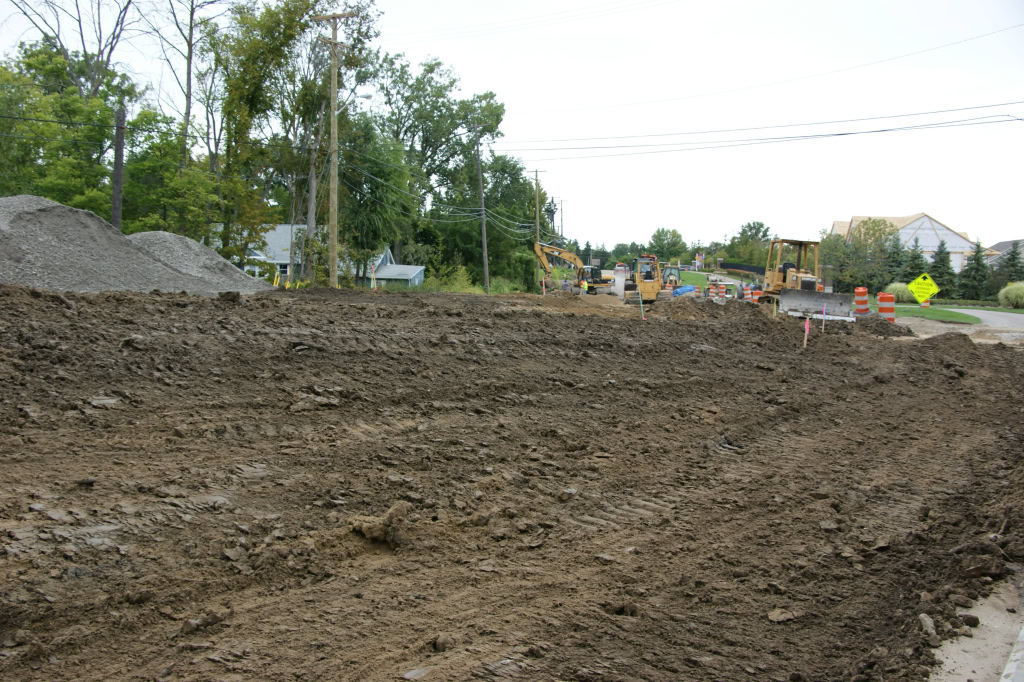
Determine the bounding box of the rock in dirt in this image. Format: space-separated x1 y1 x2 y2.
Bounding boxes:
349 501 411 548
432 633 456 652
768 608 798 623
918 613 937 637
959 613 980 627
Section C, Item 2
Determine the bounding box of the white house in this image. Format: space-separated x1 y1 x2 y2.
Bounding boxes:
830 213 991 273
244 224 424 286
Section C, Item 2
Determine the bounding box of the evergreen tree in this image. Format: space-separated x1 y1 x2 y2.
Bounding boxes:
928 240 957 298
957 241 990 300
998 240 1023 283
884 232 906 283
901 237 929 282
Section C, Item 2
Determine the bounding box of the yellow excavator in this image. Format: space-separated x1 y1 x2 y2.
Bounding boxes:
534 242 609 294
624 253 671 305
760 239 852 316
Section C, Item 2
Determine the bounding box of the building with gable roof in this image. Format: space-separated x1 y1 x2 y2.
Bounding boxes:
829 213 994 273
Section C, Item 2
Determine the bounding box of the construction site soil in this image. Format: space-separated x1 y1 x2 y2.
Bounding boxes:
2 285 1022 681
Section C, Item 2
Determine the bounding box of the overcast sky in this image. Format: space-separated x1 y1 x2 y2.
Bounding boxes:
375 0 1024 249
3 0 1022 251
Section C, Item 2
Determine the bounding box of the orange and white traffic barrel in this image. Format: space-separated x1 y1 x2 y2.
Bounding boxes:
877 292 895 322
920 299 931 308
854 287 869 315
717 284 725 300
742 284 751 301
752 289 761 303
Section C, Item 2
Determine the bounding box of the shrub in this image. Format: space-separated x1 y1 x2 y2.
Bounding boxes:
883 282 916 303
489 277 524 294
997 281 1024 308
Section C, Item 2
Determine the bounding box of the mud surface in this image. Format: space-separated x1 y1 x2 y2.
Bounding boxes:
2 285 1023 681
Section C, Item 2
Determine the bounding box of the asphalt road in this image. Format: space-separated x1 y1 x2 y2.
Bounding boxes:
948 308 1024 329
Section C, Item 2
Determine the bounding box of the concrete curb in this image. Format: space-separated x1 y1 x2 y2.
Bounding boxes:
1003 623 1024 682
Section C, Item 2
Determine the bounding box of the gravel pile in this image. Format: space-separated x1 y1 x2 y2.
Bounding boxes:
0 195 267 294
127 231 270 294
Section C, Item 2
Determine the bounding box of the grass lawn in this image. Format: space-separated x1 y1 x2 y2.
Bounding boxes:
876 303 980 324
677 271 708 286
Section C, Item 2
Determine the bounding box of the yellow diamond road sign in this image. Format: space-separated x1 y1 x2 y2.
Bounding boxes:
908 273 940 304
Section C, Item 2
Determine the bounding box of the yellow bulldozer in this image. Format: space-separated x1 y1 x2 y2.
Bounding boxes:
624 254 671 305
760 239 852 316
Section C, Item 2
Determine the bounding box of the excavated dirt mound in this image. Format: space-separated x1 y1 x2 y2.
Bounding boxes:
0 195 263 295
1 284 1022 681
127 231 270 294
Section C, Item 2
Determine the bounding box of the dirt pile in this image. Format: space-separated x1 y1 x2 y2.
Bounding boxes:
127 231 270 294
0 195 265 295
1 284 1022 681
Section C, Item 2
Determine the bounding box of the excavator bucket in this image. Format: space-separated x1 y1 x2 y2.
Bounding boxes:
779 289 854 318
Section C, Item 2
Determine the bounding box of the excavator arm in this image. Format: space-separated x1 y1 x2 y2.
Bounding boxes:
534 242 586 280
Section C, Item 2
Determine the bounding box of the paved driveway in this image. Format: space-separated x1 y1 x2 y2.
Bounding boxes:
948 308 1024 329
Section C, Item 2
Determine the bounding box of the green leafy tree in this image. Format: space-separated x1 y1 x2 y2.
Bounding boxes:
818 231 852 292
957 241 990 300
648 228 685 261
901 237 928 283
835 218 896 292
928 240 957 298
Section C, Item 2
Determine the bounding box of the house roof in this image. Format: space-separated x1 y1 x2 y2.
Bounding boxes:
987 239 1024 254
830 213 981 246
373 264 424 281
831 214 926 237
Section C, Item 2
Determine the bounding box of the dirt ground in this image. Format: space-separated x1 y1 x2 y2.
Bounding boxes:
2 285 1023 681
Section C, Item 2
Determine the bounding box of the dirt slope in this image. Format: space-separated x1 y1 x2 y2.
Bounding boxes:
1 285 1022 681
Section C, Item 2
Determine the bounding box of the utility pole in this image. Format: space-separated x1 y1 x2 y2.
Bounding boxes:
532 170 546 284
313 11 356 288
474 130 490 293
560 199 564 238
534 170 540 246
111 107 125 231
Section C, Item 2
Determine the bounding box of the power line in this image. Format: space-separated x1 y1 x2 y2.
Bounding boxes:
494 113 1013 152
492 99 1024 145
337 173 480 224
521 117 1022 162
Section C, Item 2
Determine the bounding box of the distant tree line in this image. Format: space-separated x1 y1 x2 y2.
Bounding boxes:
1 0 560 291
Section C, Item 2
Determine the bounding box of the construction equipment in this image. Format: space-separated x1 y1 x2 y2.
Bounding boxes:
533 242 610 294
624 254 671 305
759 239 853 317
662 264 681 287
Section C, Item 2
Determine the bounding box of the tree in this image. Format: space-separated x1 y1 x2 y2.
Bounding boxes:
901 237 928 283
818 231 852 292
999 240 1024 283
884 231 906 283
9 0 140 99
840 218 896 292
737 221 770 243
141 0 227 172
648 228 685 261
957 241 990 300
928 240 957 298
